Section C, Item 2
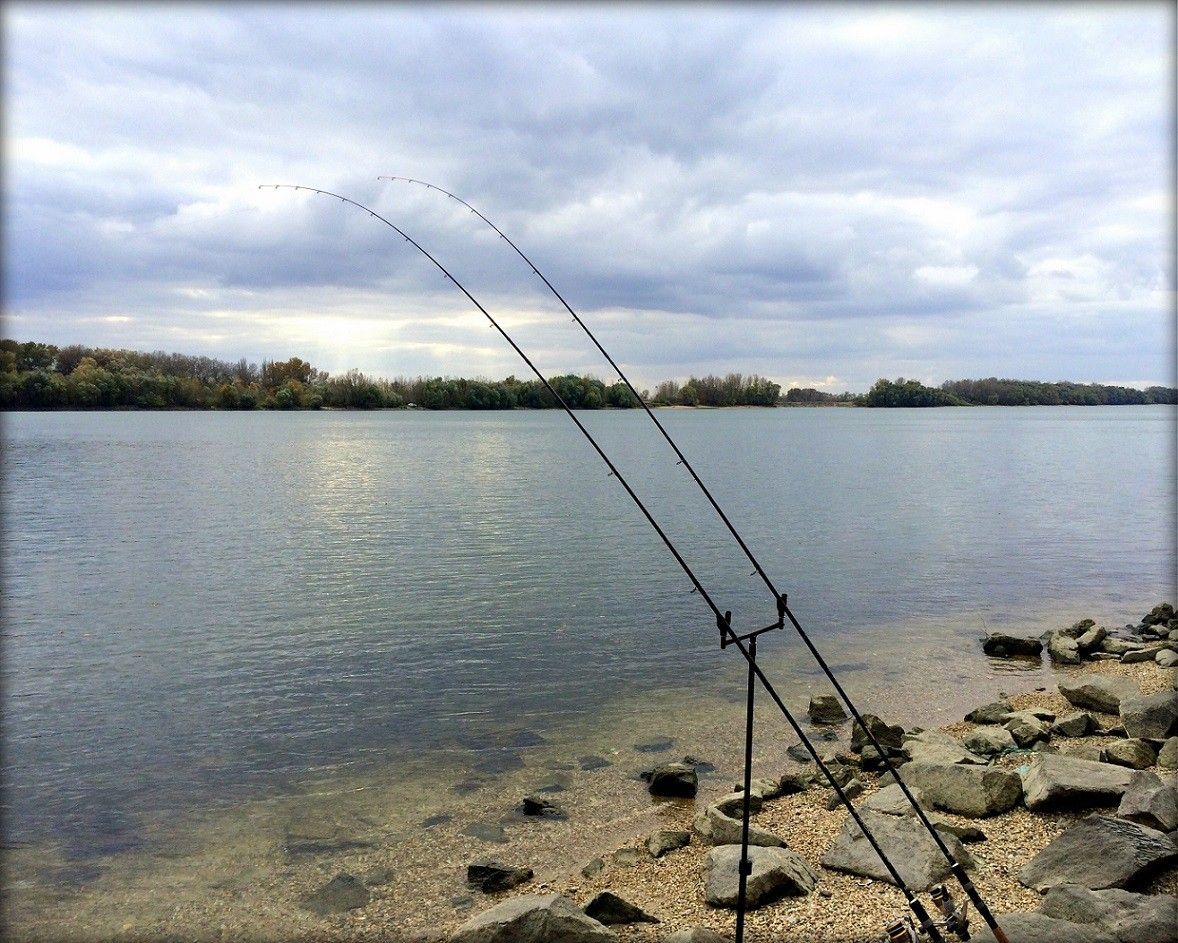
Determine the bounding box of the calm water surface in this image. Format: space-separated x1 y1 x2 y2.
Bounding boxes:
2 406 1174 856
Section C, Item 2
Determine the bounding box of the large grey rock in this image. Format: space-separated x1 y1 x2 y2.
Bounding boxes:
820 809 973 890
647 762 698 798
1120 692 1178 741
983 633 1043 657
1040 883 1178 943
1120 645 1168 664
1103 739 1157 770
466 860 534 893
899 762 1022 817
1117 771 1178 832
692 804 785 848
1053 712 1096 737
450 894 615 943
902 730 986 766
862 783 926 816
808 694 847 725
702 844 817 908
966 700 1012 725
583 891 658 925
646 829 691 858
1077 625 1109 653
1059 676 1140 714
1048 632 1082 665
1144 603 1176 626
1019 815 1178 891
1022 754 1135 810
301 873 370 915
850 713 905 752
1101 638 1146 656
711 791 763 818
1004 712 1051 748
964 726 1016 757
969 912 1117 943
1158 737 1178 770
1158 649 1178 668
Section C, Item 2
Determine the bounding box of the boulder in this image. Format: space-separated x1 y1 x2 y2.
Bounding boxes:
820 809 973 891
1040 883 1178 943
1053 712 1096 737
466 860 534 893
712 791 763 817
966 700 1012 725
647 763 699 798
1101 639 1145 656
1144 603 1175 626
825 778 863 809
583 891 658 925
808 694 848 725
1103 739 1157 770
785 743 812 763
1059 676 1139 714
899 762 1023 817
968 912 1117 943
1158 650 1178 668
1116 771 1178 831
450 894 615 943
982 633 1043 657
1003 713 1051 748
1021 754 1135 810
301 873 370 915
1120 692 1178 741
1019 815 1178 891
1158 737 1178 770
862 783 926 816
692 805 785 848
964 726 1016 757
1120 645 1167 664
850 713 905 752
702 844 817 908
646 829 691 858
1077 626 1108 653
903 730 986 766
1048 632 1082 665
778 767 820 794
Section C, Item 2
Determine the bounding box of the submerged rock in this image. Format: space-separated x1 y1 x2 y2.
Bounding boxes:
1019 815 1178 891
850 713 906 752
703 844 817 908
466 860 533 893
646 762 698 798
982 633 1043 657
301 873 370 916
808 694 848 725
450 894 615 943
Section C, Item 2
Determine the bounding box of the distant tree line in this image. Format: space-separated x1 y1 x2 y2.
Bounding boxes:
1 339 1173 410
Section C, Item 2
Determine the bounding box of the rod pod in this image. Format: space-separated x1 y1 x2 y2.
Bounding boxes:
263 183 950 943
381 176 1008 943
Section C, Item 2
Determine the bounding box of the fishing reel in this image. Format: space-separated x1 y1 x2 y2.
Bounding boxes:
883 885 970 943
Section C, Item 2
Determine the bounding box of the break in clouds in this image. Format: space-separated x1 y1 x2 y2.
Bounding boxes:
3 4 1173 391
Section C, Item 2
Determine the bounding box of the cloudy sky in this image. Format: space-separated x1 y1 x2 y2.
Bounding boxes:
4 4 1173 392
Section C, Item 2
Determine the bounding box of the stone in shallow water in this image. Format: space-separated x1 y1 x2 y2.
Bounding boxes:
466 860 533 893
647 762 698 798
703 844 817 908
1019 814 1178 891
451 894 615 943
461 821 507 844
808 694 848 725
578 755 611 771
982 633 1043 657
634 737 674 754
301 873 370 915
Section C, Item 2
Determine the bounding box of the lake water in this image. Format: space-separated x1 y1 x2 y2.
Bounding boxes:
3 406 1175 864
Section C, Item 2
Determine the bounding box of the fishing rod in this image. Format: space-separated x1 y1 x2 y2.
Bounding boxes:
378 176 1006 943
261 183 950 943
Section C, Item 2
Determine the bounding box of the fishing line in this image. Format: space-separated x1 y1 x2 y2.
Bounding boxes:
262 182 949 942
378 176 1007 943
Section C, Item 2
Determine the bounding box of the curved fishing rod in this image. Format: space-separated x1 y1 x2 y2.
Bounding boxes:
378 175 1007 943
262 182 948 943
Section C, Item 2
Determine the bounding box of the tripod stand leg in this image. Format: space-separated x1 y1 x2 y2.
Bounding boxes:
735 636 756 943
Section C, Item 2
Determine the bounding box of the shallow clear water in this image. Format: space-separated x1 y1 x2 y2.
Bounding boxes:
2 406 1174 857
